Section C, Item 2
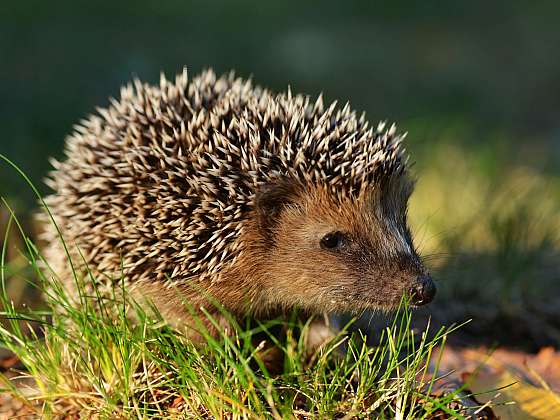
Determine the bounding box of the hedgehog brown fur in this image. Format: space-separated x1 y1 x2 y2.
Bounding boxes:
41 68 435 334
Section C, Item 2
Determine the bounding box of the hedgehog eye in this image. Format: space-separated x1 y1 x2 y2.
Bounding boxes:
320 232 344 250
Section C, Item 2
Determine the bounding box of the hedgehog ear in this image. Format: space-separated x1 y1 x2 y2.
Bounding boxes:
255 179 299 237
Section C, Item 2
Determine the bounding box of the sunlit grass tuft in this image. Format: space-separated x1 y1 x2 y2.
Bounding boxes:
0 244 467 417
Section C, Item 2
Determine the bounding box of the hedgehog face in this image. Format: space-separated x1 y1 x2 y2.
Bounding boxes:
256 180 435 313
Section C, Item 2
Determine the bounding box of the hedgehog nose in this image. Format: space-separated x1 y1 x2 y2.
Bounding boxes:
409 274 436 306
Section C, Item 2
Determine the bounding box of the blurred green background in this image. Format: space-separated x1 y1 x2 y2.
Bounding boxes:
1 1 559 348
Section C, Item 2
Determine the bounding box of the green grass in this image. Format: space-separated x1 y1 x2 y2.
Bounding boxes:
0 157 479 418
0 278 468 417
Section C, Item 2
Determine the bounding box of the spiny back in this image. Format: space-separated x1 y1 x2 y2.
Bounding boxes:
43 68 408 286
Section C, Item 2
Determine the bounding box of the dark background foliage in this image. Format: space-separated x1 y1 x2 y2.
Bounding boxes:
2 0 559 202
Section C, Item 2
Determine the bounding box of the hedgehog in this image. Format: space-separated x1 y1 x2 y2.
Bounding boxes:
40 68 436 337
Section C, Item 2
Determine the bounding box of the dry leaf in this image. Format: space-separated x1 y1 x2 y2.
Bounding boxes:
465 369 560 420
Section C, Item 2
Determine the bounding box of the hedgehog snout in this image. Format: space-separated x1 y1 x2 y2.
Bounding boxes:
408 274 436 306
